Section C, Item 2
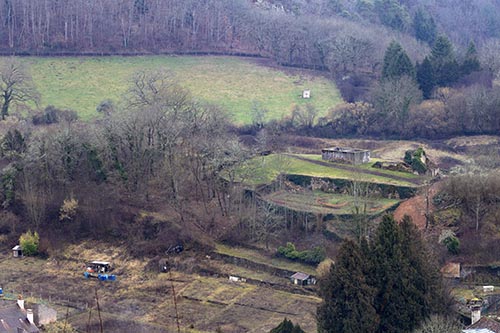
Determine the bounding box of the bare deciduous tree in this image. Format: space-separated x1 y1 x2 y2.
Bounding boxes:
0 59 39 120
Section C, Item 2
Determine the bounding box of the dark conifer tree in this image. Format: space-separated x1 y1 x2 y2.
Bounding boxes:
371 214 410 333
430 35 460 86
270 318 305 333
413 8 437 45
382 41 415 81
317 240 379 333
318 215 448 333
399 216 448 317
417 57 435 99
375 0 411 32
461 42 481 76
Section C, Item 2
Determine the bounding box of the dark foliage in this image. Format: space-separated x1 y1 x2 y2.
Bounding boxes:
382 41 415 81
318 215 447 333
277 242 326 265
317 240 379 333
413 8 437 45
270 318 305 333
416 57 435 99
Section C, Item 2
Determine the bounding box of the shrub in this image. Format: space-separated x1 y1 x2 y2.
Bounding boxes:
19 230 39 256
316 258 334 279
443 236 460 255
32 106 78 125
59 198 79 222
404 147 428 174
277 242 326 265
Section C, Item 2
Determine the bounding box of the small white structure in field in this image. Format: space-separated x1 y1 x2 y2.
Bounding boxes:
483 285 494 293
229 276 240 282
302 90 311 99
12 245 22 258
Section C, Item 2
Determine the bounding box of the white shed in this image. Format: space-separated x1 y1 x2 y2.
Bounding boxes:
12 245 22 258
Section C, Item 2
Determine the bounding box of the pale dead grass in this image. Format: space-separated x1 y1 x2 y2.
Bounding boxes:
0 241 321 332
445 135 500 148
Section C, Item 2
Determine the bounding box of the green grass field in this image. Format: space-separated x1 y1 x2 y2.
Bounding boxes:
297 155 419 179
19 56 341 123
230 154 419 187
264 190 400 215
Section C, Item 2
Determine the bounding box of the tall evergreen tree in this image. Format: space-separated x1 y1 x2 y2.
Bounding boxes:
371 215 409 333
413 8 437 45
375 0 411 32
318 215 448 333
317 240 379 333
430 35 460 86
416 57 435 99
461 41 481 75
399 216 448 317
382 41 415 80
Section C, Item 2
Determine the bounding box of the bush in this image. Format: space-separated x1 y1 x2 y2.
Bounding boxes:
277 242 326 265
443 236 460 255
404 148 428 174
19 230 39 256
316 258 334 279
32 106 78 125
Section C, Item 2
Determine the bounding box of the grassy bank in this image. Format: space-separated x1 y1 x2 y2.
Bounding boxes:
230 154 419 187
20 56 341 123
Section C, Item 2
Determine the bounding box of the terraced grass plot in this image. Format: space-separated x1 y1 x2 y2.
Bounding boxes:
231 154 421 187
265 190 400 215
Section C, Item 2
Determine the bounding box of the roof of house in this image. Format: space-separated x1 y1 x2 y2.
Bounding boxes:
441 262 461 278
322 147 369 153
465 317 500 333
291 272 310 280
11 246 21 251
0 301 39 333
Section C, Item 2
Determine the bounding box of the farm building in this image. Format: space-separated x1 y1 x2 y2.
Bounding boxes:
302 90 311 99
321 147 370 165
290 272 316 286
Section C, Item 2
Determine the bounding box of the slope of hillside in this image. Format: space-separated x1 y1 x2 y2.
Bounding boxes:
24 56 341 124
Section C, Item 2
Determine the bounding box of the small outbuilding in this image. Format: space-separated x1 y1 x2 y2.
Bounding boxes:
302 90 311 99
322 147 371 165
290 272 315 286
12 245 22 258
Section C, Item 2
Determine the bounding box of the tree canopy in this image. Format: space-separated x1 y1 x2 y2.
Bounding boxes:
382 41 415 81
318 215 447 333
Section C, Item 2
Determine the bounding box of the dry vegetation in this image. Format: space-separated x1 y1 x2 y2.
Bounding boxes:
0 242 320 333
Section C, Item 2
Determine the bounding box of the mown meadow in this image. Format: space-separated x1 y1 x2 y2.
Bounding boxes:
22 56 341 124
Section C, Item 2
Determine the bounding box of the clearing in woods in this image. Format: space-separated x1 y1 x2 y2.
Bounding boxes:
20 56 341 124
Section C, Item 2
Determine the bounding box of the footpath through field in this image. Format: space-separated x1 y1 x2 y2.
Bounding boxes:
285 154 424 186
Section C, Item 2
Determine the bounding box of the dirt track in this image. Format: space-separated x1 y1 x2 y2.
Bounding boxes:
393 182 441 229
